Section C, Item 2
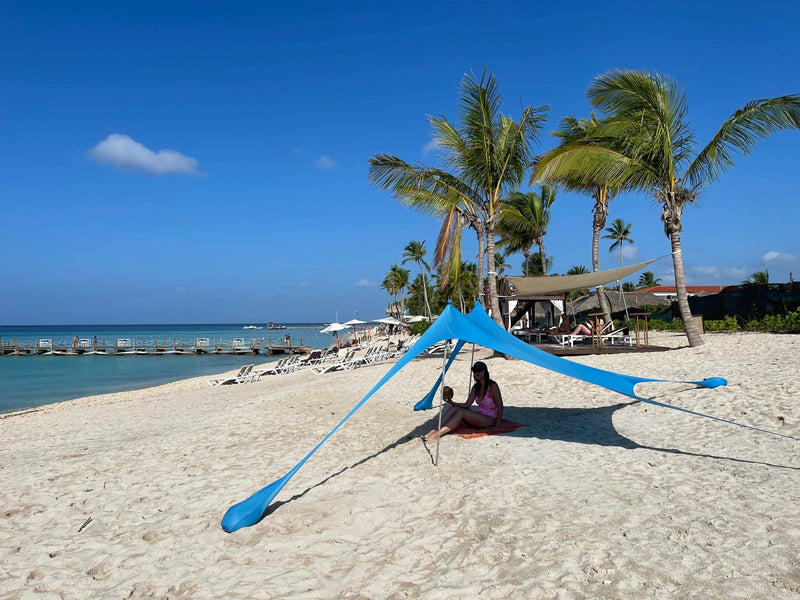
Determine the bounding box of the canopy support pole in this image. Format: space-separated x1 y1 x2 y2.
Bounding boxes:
434 342 448 466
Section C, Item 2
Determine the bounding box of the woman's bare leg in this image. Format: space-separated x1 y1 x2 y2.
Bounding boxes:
423 408 493 442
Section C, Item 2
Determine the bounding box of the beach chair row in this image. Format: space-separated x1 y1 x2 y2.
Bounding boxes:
206 336 422 384
207 364 261 387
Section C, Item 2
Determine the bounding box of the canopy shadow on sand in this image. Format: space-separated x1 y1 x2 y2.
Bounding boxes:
254 401 798 525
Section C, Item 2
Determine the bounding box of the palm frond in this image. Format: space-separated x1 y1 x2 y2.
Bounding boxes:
686 95 800 187
588 70 695 183
367 154 480 215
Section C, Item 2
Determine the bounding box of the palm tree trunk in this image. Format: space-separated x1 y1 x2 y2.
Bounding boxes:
474 220 486 308
670 232 704 347
523 249 530 276
485 225 504 328
538 244 547 276
592 229 612 325
592 195 612 324
419 261 432 320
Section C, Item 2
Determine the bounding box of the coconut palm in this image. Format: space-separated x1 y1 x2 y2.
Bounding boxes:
638 271 662 289
566 265 590 302
524 254 553 277
382 264 410 318
742 269 769 285
402 240 433 319
368 71 549 325
603 218 634 269
433 261 478 313
533 113 622 324
533 69 800 346
492 252 510 277
497 185 556 276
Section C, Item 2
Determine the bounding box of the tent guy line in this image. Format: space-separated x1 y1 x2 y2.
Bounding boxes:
220 302 734 533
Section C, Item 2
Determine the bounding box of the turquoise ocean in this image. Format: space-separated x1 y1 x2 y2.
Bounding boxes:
0 324 335 414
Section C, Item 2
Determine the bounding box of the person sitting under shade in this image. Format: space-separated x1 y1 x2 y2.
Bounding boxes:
552 313 571 333
421 361 503 442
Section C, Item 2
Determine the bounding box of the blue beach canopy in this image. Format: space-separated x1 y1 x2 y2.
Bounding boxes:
221 302 727 532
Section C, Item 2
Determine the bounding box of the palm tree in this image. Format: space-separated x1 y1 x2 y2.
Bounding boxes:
433 261 478 313
533 113 621 324
566 265 589 302
493 252 510 277
532 69 800 346
393 264 410 317
402 240 432 319
382 264 410 318
603 218 634 269
368 71 549 325
381 268 400 315
497 185 556 276
604 217 634 321
638 271 662 289
524 254 553 276
742 269 769 285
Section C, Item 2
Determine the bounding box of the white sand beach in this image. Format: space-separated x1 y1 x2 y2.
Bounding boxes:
2 332 799 599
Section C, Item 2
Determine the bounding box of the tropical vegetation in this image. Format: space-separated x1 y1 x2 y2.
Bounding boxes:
742 270 770 285
533 69 800 346
368 70 549 326
372 70 799 342
638 271 662 289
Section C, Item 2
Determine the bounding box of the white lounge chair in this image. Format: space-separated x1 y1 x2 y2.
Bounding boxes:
551 321 614 347
312 350 356 374
207 364 255 387
602 326 636 346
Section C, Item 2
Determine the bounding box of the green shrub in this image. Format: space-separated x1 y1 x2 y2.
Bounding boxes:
411 320 432 335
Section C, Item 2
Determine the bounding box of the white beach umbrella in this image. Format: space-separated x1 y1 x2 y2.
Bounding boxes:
405 315 429 323
320 322 348 334
343 319 367 327
343 318 367 339
373 317 403 325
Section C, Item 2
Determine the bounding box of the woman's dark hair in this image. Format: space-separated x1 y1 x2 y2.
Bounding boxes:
471 361 495 397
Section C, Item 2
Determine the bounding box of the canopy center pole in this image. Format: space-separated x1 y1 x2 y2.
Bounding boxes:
434 341 448 466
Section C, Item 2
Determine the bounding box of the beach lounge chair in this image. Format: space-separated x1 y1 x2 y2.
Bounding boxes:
341 348 372 370
312 350 356 375
207 364 255 387
551 321 614 347
255 355 302 376
602 326 635 346
422 340 456 355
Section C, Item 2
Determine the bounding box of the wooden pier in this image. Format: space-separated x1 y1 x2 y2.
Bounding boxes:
0 336 313 357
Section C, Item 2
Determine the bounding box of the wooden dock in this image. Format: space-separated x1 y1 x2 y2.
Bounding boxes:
0 336 313 357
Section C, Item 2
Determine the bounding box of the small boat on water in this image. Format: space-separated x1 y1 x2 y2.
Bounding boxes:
266 321 287 330
243 325 263 330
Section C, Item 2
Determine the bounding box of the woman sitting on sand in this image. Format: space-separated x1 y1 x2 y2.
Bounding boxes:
422 361 503 442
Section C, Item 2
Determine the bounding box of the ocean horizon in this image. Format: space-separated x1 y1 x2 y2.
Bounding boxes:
0 323 339 414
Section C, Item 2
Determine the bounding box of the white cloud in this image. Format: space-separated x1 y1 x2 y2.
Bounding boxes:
355 279 377 287
313 155 337 170
422 139 439 156
722 266 747 280
620 245 639 261
688 265 721 279
87 134 201 175
762 250 798 266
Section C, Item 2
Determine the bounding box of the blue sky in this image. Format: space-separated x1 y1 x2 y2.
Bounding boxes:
1 0 798 324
